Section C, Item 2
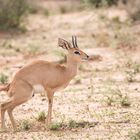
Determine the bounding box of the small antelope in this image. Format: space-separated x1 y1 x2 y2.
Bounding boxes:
0 36 89 131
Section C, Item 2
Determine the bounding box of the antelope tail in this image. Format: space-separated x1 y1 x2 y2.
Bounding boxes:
0 83 10 92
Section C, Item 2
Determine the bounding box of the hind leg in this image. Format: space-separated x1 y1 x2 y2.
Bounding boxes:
0 98 13 130
7 107 16 130
1 79 33 131
7 99 28 131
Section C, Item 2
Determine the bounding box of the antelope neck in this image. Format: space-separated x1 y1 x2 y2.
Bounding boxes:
66 56 78 77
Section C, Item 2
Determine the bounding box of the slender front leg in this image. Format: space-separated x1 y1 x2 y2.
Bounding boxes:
46 91 54 126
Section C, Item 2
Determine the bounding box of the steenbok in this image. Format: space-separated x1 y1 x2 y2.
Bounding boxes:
0 36 89 131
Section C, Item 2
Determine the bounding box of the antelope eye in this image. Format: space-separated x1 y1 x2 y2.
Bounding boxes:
74 51 80 55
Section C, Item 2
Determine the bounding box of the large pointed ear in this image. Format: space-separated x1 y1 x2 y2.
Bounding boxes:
58 38 72 50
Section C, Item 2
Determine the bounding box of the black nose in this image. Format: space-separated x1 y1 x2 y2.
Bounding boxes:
87 55 89 59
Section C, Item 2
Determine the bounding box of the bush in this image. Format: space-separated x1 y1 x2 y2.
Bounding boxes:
125 0 140 21
0 0 28 30
82 0 120 8
0 73 8 84
20 120 30 131
36 111 46 122
131 10 140 21
88 0 102 7
49 122 62 130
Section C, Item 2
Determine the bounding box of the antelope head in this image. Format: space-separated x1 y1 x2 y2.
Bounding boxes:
58 36 89 63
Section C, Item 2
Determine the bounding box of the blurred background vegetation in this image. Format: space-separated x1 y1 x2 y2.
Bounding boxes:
0 0 140 31
0 1 140 139
0 0 139 59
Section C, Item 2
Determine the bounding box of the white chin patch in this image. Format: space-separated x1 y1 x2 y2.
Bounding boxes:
33 84 45 93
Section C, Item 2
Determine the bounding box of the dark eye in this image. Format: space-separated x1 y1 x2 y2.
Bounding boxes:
74 51 80 55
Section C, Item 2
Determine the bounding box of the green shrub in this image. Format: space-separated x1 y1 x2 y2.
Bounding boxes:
59 6 68 14
126 0 140 21
106 0 119 6
68 120 78 128
43 9 50 17
0 73 8 84
36 111 46 122
131 10 140 21
82 0 102 8
20 120 30 131
49 122 62 130
82 0 119 8
120 95 131 107
129 130 140 140
0 0 28 30
28 4 39 14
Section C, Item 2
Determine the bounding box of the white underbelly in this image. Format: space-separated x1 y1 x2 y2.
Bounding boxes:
33 84 45 93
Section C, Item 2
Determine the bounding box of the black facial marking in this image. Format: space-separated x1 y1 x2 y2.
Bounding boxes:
32 92 35 97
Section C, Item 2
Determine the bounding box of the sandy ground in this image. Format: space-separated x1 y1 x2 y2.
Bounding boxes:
0 5 140 140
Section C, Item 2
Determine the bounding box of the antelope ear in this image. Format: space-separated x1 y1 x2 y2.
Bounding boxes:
58 38 72 50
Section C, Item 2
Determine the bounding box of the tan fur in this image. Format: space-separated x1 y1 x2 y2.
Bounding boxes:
0 37 89 131
0 83 10 92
